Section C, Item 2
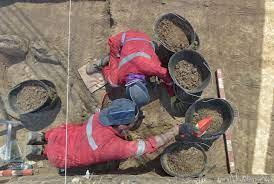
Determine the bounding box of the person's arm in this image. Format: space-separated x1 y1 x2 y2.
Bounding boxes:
108 32 123 58
105 125 179 161
156 66 173 86
153 125 179 148
148 57 174 96
102 32 125 87
101 55 119 87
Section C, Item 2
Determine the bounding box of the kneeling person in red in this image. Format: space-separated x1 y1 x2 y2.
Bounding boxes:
86 30 174 107
26 99 179 169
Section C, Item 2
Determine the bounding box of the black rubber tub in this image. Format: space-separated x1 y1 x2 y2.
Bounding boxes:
161 142 207 178
154 12 199 52
184 98 235 140
7 80 54 115
168 50 211 104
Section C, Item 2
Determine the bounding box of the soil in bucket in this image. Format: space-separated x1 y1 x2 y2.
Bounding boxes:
166 145 204 176
16 85 48 112
157 19 190 52
192 107 223 135
174 60 203 90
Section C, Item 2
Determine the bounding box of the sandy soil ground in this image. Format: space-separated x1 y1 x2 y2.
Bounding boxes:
0 0 109 180
0 0 273 183
109 0 273 175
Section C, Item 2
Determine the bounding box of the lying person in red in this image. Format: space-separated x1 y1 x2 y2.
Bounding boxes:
26 99 181 169
86 30 174 107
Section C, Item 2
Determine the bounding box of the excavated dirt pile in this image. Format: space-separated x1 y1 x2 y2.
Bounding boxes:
174 60 203 90
16 85 48 112
165 145 205 176
157 19 190 52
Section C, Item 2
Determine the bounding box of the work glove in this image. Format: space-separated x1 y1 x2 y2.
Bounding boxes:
179 123 195 139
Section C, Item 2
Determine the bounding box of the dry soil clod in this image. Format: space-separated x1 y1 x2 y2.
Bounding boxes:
166 146 204 175
16 85 48 112
174 60 202 90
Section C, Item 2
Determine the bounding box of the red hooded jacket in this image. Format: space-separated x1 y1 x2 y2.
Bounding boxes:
43 113 158 168
102 30 173 87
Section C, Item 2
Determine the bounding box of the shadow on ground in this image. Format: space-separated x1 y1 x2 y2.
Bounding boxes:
19 97 61 131
265 93 274 172
61 155 168 177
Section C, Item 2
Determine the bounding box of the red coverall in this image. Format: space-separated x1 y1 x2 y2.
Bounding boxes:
43 113 157 168
102 30 173 87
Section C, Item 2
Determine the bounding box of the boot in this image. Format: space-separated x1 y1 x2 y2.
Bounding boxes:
26 145 45 160
27 132 46 145
86 55 110 75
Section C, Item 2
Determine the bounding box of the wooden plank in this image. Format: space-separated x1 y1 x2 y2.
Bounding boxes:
216 69 236 174
78 63 106 94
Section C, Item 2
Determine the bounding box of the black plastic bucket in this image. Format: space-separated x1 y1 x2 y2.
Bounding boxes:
7 80 57 115
161 142 207 178
154 12 198 52
168 50 211 103
154 13 200 66
185 98 235 140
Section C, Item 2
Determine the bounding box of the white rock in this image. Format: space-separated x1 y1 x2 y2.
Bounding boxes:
83 170 90 179
72 177 81 184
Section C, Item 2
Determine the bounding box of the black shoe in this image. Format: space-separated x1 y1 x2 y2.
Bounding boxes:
86 55 109 75
27 132 46 145
86 63 101 75
26 145 44 160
